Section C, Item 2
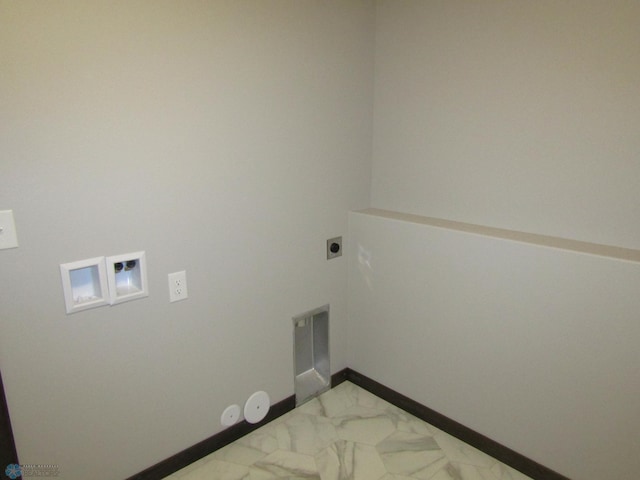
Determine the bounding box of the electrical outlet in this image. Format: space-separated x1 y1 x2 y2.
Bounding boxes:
326 236 342 259
168 271 188 302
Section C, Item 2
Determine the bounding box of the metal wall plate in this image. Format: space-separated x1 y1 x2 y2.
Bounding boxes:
293 305 330 406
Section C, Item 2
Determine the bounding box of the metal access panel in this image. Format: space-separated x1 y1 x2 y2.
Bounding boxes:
293 305 330 406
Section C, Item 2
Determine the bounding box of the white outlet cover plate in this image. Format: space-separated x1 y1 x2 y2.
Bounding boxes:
0 210 18 250
244 391 270 424
221 404 241 427
168 270 188 302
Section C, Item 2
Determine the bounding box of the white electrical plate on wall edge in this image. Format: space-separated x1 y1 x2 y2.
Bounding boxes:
106 251 148 305
60 257 109 314
0 210 19 250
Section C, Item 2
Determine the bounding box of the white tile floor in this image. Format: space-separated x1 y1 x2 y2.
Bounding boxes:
164 381 533 480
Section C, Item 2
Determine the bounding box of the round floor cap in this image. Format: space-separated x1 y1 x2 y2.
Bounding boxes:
220 404 241 427
244 390 270 424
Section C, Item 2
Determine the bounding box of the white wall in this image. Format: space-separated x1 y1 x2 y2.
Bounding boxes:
348 211 640 480
372 0 640 249
0 2 373 479
3 2 639 479
350 1 640 479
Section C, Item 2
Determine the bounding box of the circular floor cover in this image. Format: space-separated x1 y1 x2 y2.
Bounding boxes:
220 404 241 427
244 390 270 424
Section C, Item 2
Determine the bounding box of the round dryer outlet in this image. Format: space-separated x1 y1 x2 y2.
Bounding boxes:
244 391 270 424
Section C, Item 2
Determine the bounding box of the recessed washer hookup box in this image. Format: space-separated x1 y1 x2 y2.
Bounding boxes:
293 305 330 406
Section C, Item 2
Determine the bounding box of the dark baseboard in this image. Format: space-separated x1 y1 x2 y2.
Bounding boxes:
0 370 20 480
126 394 295 480
330 368 350 388
128 370 348 480
128 368 570 480
344 368 571 480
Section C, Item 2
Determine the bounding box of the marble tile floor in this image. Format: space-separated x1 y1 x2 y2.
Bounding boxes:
163 381 533 480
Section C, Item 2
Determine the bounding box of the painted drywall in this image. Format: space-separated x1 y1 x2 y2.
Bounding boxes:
0 2 373 478
356 1 640 479
348 210 640 480
372 0 640 250
3 1 638 478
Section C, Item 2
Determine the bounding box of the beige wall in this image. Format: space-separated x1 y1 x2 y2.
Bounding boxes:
0 2 373 479
372 0 640 249
3 1 639 479
348 211 640 480
352 2 640 479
